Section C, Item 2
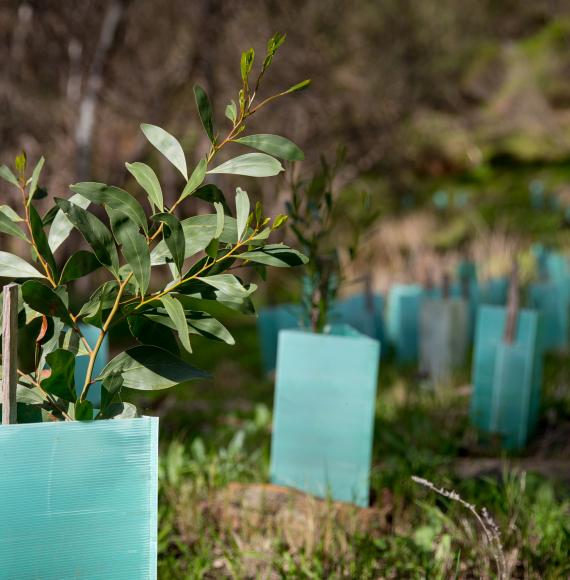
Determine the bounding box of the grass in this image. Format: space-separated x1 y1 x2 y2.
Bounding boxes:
150 316 570 578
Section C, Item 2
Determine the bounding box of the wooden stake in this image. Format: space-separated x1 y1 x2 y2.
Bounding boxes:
504 263 519 344
2 283 18 425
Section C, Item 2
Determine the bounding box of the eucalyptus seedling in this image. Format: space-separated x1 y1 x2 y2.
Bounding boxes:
0 34 308 421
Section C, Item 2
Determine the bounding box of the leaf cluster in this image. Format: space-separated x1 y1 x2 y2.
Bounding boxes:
0 35 308 421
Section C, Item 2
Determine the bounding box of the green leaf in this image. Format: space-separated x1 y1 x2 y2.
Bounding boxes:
29 204 57 280
141 123 188 179
284 79 311 94
160 294 192 353
0 165 19 187
59 250 101 284
74 400 93 421
128 315 180 355
41 349 76 403
209 208 222 246
272 214 288 229
193 85 216 144
236 244 308 267
196 274 255 298
126 161 164 211
100 371 123 412
176 285 256 315
180 158 207 202
48 193 90 253
55 198 120 277
16 384 45 405
15 152 26 177
103 402 138 419
69 182 148 235
234 134 304 161
28 156 45 203
97 345 208 390
207 153 283 177
78 281 119 328
0 205 23 222
235 187 250 242
240 48 254 83
225 100 237 124
21 280 72 324
186 311 235 345
108 208 150 294
152 213 185 275
193 184 232 215
0 210 27 241
0 251 45 279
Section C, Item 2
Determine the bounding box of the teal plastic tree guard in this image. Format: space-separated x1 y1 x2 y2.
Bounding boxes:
74 323 110 407
527 282 569 352
0 416 158 579
545 252 570 285
420 298 469 383
386 284 423 363
330 293 385 344
480 277 509 306
470 306 543 450
257 304 302 374
270 325 380 507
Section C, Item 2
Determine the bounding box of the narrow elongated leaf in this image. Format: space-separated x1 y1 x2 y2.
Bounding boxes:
16 384 45 405
126 161 164 211
0 165 18 187
152 213 185 275
0 205 23 222
196 274 254 298
186 311 234 345
28 156 45 203
234 134 304 161
108 208 150 294
59 250 102 284
176 285 256 314
180 158 206 201
21 280 72 324
225 100 237 123
55 198 120 276
193 184 231 215
160 294 192 353
141 123 188 179
236 243 308 267
235 187 250 242
48 193 90 253
207 153 283 177
284 79 311 94
0 251 44 278
214 202 224 239
70 182 148 235
41 349 76 402
97 345 208 390
128 315 180 355
100 371 123 412
29 204 57 279
0 211 27 241
193 84 215 144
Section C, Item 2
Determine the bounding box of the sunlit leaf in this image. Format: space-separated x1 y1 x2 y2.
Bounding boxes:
180 159 206 201
141 123 188 179
126 161 164 211
97 345 208 390
207 153 283 177
235 187 250 242
48 193 90 253
0 251 45 279
160 294 192 353
234 134 304 161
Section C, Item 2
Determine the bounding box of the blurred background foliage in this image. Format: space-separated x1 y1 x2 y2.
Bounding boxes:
3 1 570 300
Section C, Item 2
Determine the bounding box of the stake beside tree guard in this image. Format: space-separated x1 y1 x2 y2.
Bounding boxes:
470 265 544 450
2 283 18 425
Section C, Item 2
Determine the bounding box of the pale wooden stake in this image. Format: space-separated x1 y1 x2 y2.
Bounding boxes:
2 283 18 425
504 263 519 344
